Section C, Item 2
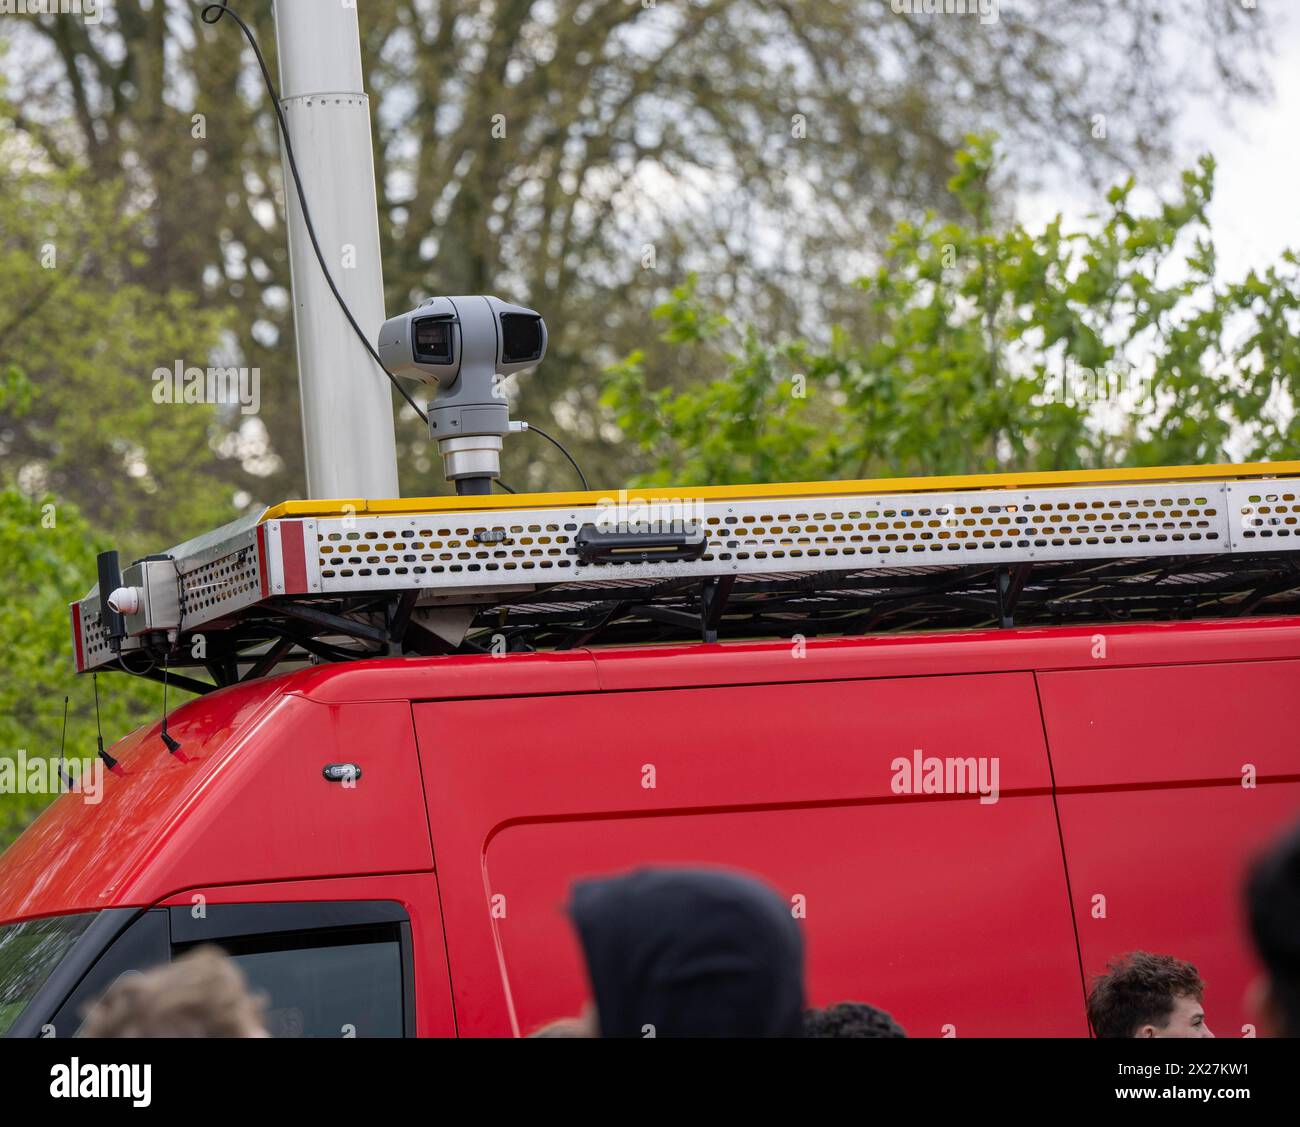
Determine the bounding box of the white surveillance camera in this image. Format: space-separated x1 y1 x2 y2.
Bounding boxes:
378 295 546 493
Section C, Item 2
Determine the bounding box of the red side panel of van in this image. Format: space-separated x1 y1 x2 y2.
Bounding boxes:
0 687 433 921
1039 659 1300 1036
414 672 1085 1037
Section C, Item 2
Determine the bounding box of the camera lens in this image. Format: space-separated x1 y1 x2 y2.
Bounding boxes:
413 317 453 363
500 313 543 364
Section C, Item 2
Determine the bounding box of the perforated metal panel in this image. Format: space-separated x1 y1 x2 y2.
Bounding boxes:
1228 481 1300 548
698 482 1227 566
308 480 1242 591
75 595 142 672
79 597 113 669
315 511 581 590
177 539 264 627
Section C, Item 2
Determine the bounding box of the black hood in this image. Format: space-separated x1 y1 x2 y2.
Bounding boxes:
569 867 805 1038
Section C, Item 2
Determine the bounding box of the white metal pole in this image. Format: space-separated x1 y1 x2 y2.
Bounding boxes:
273 0 399 500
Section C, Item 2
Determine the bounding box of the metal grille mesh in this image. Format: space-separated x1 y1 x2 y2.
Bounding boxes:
312 483 1231 590
179 544 263 627
317 518 581 583
82 600 114 667
699 491 1223 562
1233 486 1300 545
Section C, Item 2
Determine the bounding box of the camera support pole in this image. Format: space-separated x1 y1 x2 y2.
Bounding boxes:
273 0 400 500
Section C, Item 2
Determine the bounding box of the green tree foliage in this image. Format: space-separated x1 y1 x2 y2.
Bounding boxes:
1 1 1271 495
604 137 1300 486
0 147 228 848
0 488 163 847
0 154 233 556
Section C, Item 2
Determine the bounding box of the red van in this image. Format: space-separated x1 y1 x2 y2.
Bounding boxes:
2 614 1297 1038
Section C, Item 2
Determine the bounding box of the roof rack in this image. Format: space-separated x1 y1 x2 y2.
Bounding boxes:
71 462 1300 692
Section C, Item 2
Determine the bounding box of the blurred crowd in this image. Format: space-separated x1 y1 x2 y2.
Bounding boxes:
78 818 1300 1039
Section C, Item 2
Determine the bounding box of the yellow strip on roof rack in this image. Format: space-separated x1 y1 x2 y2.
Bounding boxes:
260 460 1300 522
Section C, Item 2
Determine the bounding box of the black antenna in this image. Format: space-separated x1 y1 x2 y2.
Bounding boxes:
57 695 74 791
93 674 118 772
160 647 183 757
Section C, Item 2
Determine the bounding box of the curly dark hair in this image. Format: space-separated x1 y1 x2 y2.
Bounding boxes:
1087 951 1204 1038
802 1001 907 1038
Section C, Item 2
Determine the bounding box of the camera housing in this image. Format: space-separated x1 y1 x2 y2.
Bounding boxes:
378 295 547 492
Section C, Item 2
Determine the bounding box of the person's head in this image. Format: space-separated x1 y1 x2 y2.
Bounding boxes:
1087 951 1212 1038
568 867 804 1038
1245 820 1300 1037
802 1001 907 1038
79 946 269 1038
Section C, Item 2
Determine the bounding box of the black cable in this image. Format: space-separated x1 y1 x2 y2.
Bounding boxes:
494 479 517 494
117 650 158 676
200 3 429 425
526 424 590 490
160 648 183 755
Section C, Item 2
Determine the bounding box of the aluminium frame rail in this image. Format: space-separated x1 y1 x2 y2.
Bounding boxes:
69 462 1300 690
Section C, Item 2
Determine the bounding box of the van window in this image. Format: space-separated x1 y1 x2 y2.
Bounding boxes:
0 913 96 1034
169 901 414 1038
212 929 404 1038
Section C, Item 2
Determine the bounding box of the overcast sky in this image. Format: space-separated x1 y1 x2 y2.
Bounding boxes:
1199 5 1300 280
1022 2 1300 283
